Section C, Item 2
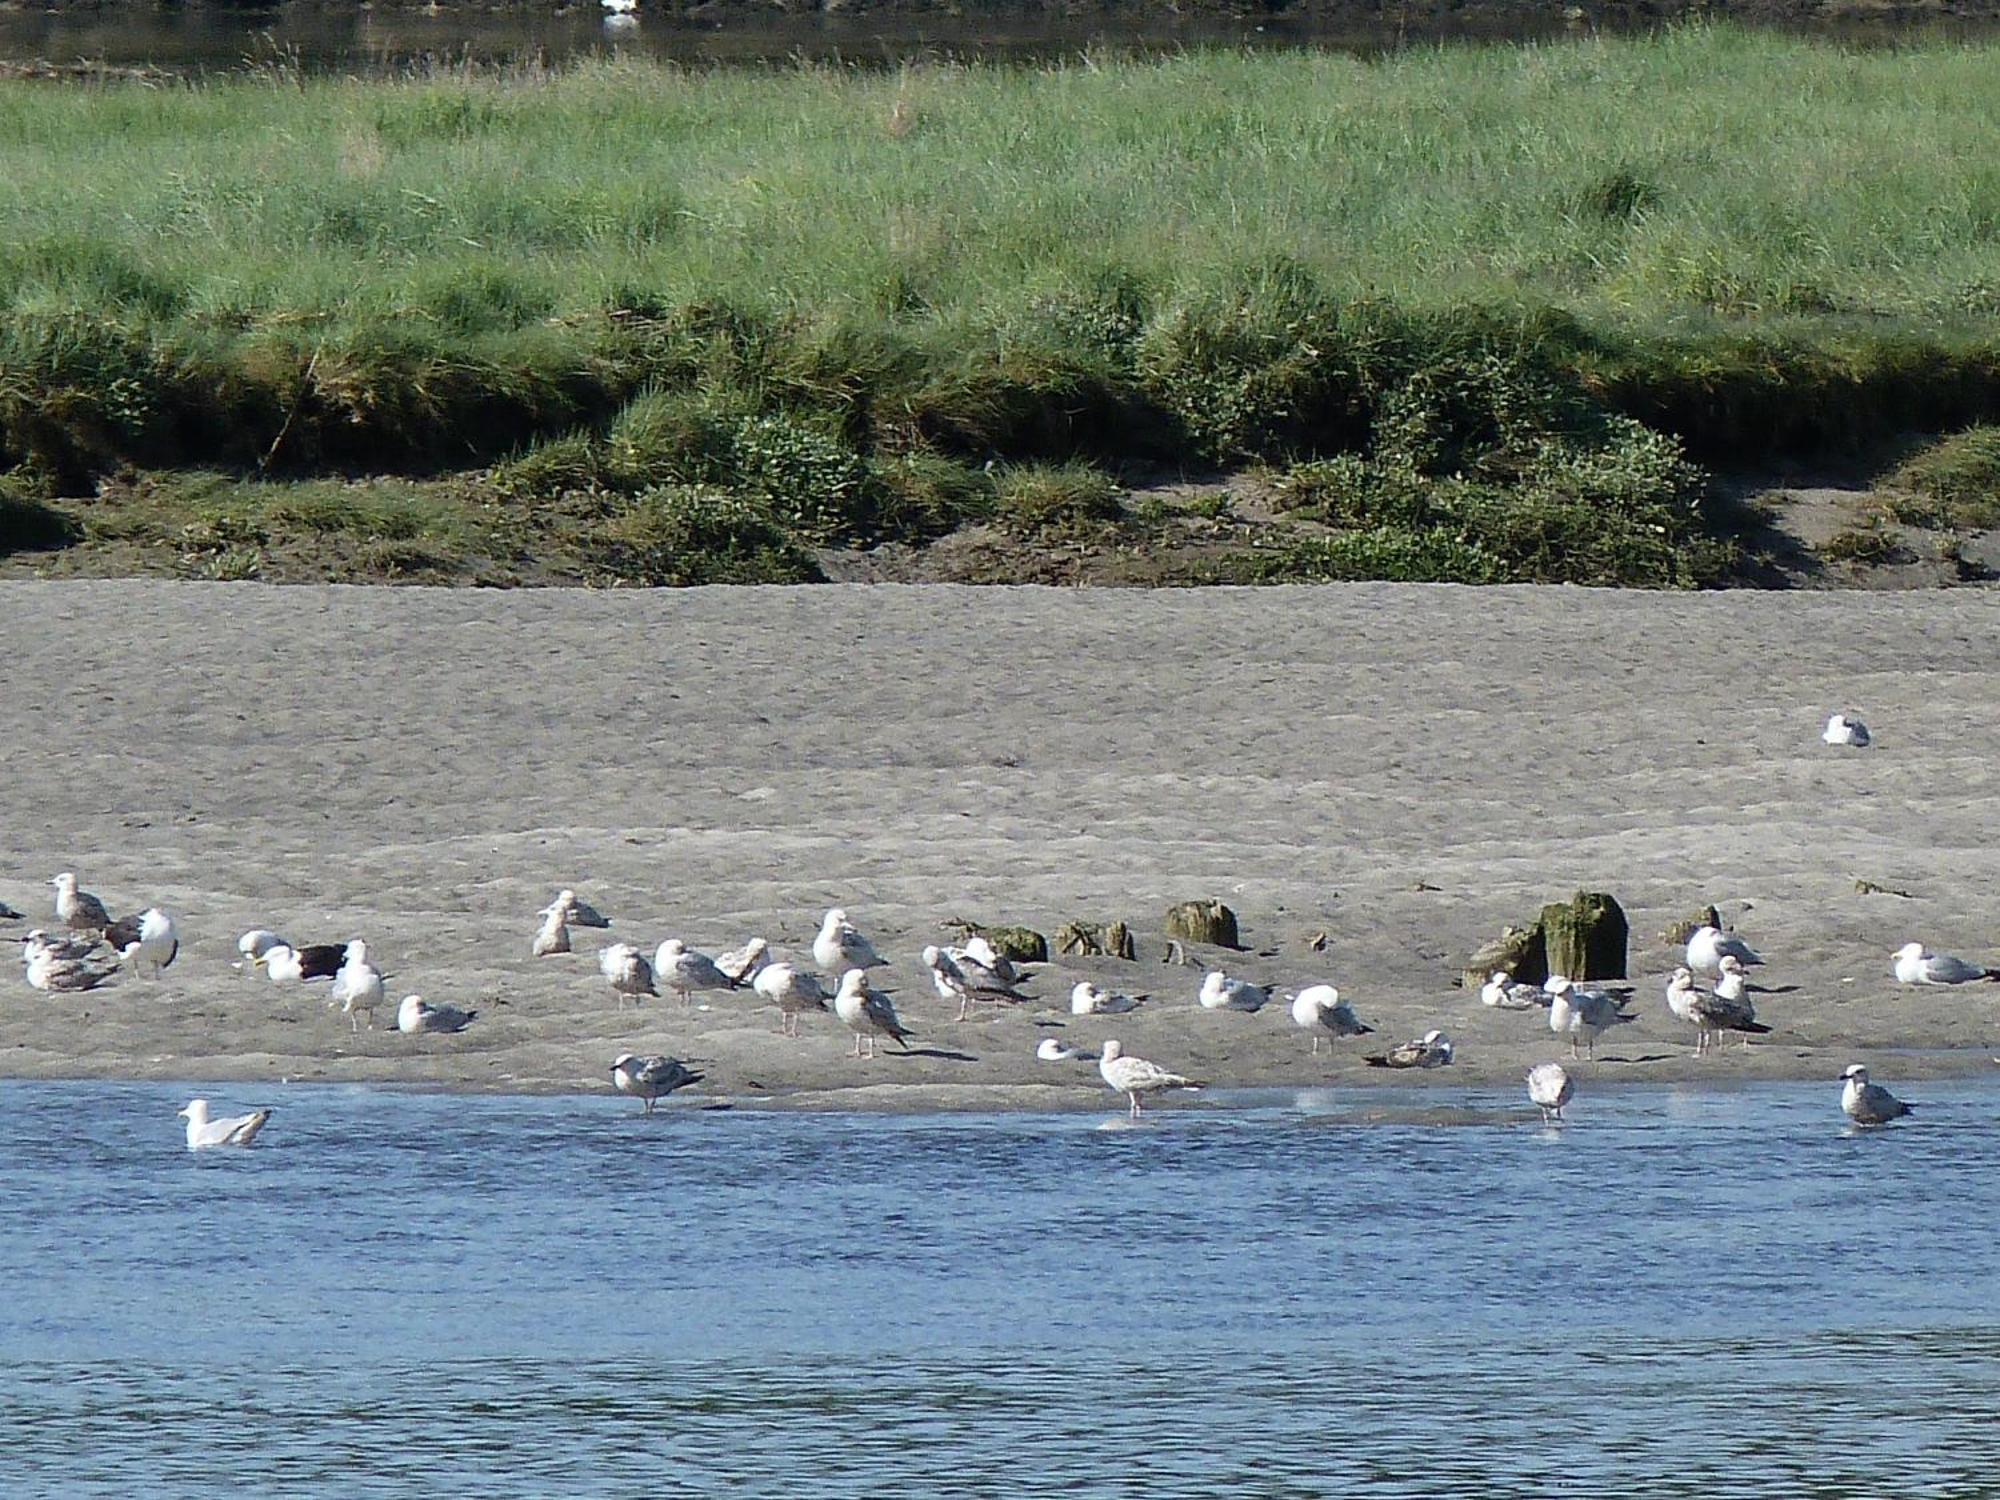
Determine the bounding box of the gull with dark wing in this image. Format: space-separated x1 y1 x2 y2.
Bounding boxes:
1891 941 1997 986
1687 924 1762 978
106 908 178 980
51 873 112 934
814 908 888 974
611 1053 703 1114
257 942 345 984
653 939 743 1008
21 936 117 993
544 889 611 929
1097 1039 1199 1119
833 968 912 1058
961 934 1032 986
1289 984 1372 1054
1365 1030 1455 1069
1840 1064 1912 1126
1822 712 1871 748
397 994 478 1034
1545 977 1634 1060
923 944 1030 1022
1198 970 1272 1013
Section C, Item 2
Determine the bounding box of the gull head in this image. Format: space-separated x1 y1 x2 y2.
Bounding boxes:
822 907 848 930
1544 975 1574 996
1893 941 1926 961
177 1099 209 1123
610 1053 637 1075
343 939 368 964
51 873 75 892
1489 970 1512 985
657 938 686 960
836 968 868 998
1101 1038 1124 1063
1718 955 1745 975
920 945 943 968
1840 1063 1870 1084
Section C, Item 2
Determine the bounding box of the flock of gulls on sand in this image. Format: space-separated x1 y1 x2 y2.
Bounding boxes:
5 710 1984 1146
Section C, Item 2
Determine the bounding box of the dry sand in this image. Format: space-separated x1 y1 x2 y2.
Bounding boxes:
2 580 1996 1111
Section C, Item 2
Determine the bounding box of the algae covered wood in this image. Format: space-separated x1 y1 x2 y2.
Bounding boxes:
1056 920 1138 961
1463 923 1548 990
1540 891 1628 980
1164 900 1240 949
983 925 1048 963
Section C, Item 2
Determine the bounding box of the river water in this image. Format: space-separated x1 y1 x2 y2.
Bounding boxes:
3 1077 1994 1495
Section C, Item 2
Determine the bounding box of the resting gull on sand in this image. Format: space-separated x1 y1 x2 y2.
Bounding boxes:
833 968 912 1058
924 944 1031 1021
716 937 771 985
531 908 571 958
1037 1037 1083 1062
397 994 478 1034
1891 941 1997 985
1365 1030 1455 1069
177 1098 272 1150
1071 981 1147 1016
1840 1064 1912 1126
752 962 832 1037
1480 971 1545 1010
611 1054 704 1114
51 873 112 934
1545 977 1634 1060
1289 984 1372 1054
237 929 285 974
1822 712 1872 748
330 940 384 1032
814 908 888 974
1097 1039 1199 1118
599 943 656 1008
1527 1062 1574 1123
257 942 345 984
1687 924 1763 978
106 908 178 979
544 890 611 929
654 939 743 1008
21 938 117 992
1199 970 1272 1013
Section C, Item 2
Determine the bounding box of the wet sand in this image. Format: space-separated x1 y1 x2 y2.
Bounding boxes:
3 580 1996 1110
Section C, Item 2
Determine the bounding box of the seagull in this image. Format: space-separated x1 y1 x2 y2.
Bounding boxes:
833 968 912 1058
1545 977 1634 1060
51 873 112 934
1097 1038 1199 1118
814 908 888 974
543 889 611 928
1840 1064 1912 1126
1365 1030 1454 1069
1198 970 1271 1013
716 937 771 985
237 929 286 974
653 939 742 1008
961 934 1032 986
397 994 477 1034
106 908 178 979
1891 941 1997 985
1527 1062 1574 1122
752 962 833 1037
1036 1037 1083 1062
22 928 103 963
1822 712 1871 748
1289 984 1372 1054
330 940 384 1032
22 942 117 992
923 944 1030 1022
610 1053 702 1114
1687 924 1762 978
599 943 656 1008
531 908 571 958
0 900 21 921
1070 981 1147 1016
1480 971 1545 1010
1669 964 1770 1054
177 1098 272 1150
257 942 346 984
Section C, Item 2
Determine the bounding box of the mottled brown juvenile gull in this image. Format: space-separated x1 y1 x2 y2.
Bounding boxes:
1289 984 1372 1054
51 873 111 934
21 941 116 993
1364 1030 1455 1069
599 943 656 1008
611 1054 703 1114
1097 1039 1199 1118
833 968 912 1058
177 1098 272 1150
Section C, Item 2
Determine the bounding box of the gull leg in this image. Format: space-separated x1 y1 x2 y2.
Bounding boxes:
1312 1035 1321 1057
957 998 968 1023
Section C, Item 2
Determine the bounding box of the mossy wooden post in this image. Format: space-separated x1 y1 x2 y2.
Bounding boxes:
1103 920 1137 961
1462 924 1547 990
1539 891 1628 981
1164 900 1239 949
984 926 1048 963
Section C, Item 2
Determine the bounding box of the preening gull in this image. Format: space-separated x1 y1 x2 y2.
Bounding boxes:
1365 1030 1454 1069
330 940 384 1032
257 942 344 983
599 943 656 1007
237 930 285 975
814 908 888 974
716 937 771 985
1822 712 1872 748
611 1053 703 1114
1198 970 1271 1013
51 873 111 934
397 994 478 1034
962 934 1032 986
106 908 178 979
752 962 832 1037
1545 977 1634 1060
1289 984 1372 1054
833 968 912 1058
1097 1038 1199 1118
923 944 1030 1022
1527 1062 1574 1123
1687 924 1763 977
1891 941 1997 985
1480 971 1545 1010
544 889 611 929
1070 981 1147 1016
531 908 571 958
653 939 742 1008
178 1098 272 1150
1840 1064 1912 1126
1037 1037 1083 1062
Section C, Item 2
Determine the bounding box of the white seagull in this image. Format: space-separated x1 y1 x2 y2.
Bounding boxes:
1289 984 1372 1053
330 940 384 1032
653 939 742 1008
923 944 1030 1022
1527 1062 1574 1123
531 908 571 958
1480 971 1545 1010
237 929 286 975
1097 1038 1199 1118
107 908 178 979
1365 1030 1454 1069
599 943 656 1008
1199 970 1271 1013
1840 1064 1912 1126
611 1053 703 1114
397 994 478 1034
814 908 888 974
1822 712 1871 747
1891 941 1996 986
1070 981 1147 1016
716 937 771 985
52 873 112 933
1545 977 1634 1060
177 1098 272 1150
1686 924 1763 977
832 968 912 1058
962 934 1032 986
543 889 611 928
752 962 832 1037
1036 1037 1082 1062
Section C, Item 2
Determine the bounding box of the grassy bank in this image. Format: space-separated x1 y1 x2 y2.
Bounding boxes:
4 28 2000 584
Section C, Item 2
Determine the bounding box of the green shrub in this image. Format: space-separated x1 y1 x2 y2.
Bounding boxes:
992 462 1122 535
728 412 876 543
1887 427 2000 529
601 485 824 585
604 386 750 491
871 450 995 541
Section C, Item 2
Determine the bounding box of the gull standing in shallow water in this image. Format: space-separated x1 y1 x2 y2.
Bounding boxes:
1891 941 1997 985
1199 970 1272 1013
1071 981 1147 1016
397 994 478 1034
1527 1062 1574 1123
611 1054 703 1114
1097 1039 1199 1119
833 968 912 1058
1289 984 1372 1053
52 873 112 934
177 1099 272 1150
1840 1064 1913 1126
1687 924 1763 978
814 908 888 974
753 962 832 1037
599 943 656 1008
1365 1030 1454 1069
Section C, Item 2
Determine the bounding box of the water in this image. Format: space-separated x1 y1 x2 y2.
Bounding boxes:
4 1077 1997 1495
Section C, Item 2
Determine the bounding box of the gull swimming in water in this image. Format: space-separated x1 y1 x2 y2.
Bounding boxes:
1545 977 1634 1060
1687 924 1763 978
177 1098 272 1150
543 889 611 929
397 994 478 1034
1365 1030 1454 1069
106 908 178 979
1097 1038 1199 1118
531 907 571 958
1527 1062 1574 1123
1037 1037 1083 1062
51 873 111 934
258 942 345 984
1289 984 1372 1053
653 939 742 1008
1199 970 1272 1013
752 962 832 1037
1840 1064 1912 1125
1891 941 1997 985
1070 981 1147 1016
1480 971 1545 1010
330 940 384 1032
833 968 912 1058
1822 712 1871 748
610 1053 703 1114
716 937 771 985
923 944 1030 1022
599 943 656 1008
814 908 888 974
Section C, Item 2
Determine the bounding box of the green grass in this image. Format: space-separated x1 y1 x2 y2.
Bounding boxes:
7 30 2000 583
1886 426 2000 529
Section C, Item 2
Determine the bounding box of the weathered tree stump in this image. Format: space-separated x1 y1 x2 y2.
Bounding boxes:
1462 923 1547 991
1661 904 1722 947
1056 920 1139 961
983 925 1048 963
1540 891 1628 980
1163 900 1240 949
